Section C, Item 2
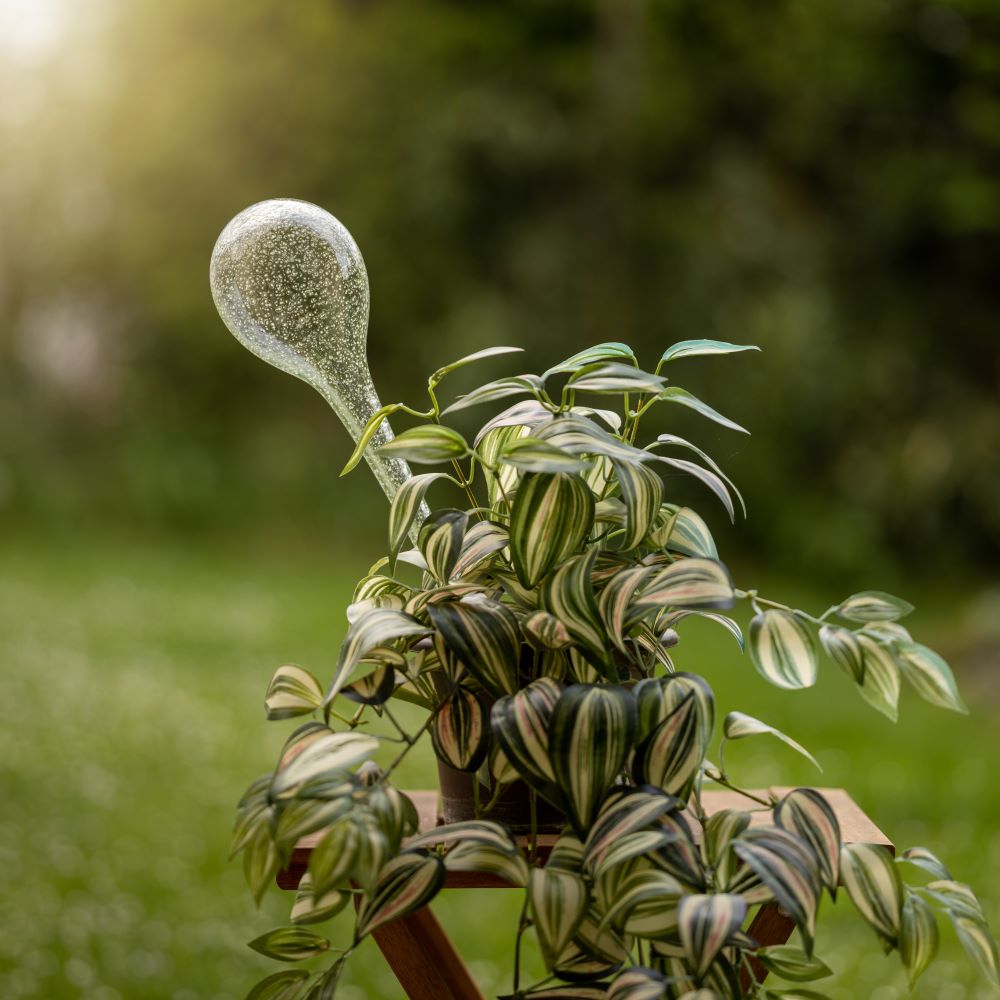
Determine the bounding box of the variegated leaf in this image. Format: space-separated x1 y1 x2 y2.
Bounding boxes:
449 519 510 579
606 966 668 1000
598 564 654 652
418 509 468 584
290 873 349 925
498 988 610 1000
549 684 638 835
509 471 595 587
387 472 453 564
632 694 704 799
568 362 666 394
325 608 430 706
428 598 520 698
634 672 715 752
652 436 746 519
840 843 903 945
653 810 706 892
499 437 592 474
367 785 419 846
657 386 749 435
273 793 354 849
818 625 865 684
444 374 545 413
598 868 685 939
553 938 622 984
658 610 743 650
656 455 736 521
539 548 616 676
523 611 573 652
591 831 678 880
265 664 323 720
442 839 530 887
544 342 637 378
774 789 841 897
949 912 1000 987
529 867 589 970
659 340 760 364
898 846 952 881
748 610 818 690
248 926 330 962
614 460 664 550
702 808 750 886
377 423 469 463
340 403 401 476
431 686 489 772
636 558 735 612
584 787 682 874
474 399 552 445
855 636 901 722
245 970 311 1000
271 730 380 799
896 642 968 713
355 851 446 939
654 504 719 559
244 826 280 906
490 678 566 808
308 821 360 896
753 945 832 982
407 818 520 853
922 880 986 921
231 775 273 859
536 415 656 464
722 712 820 771
900 892 939 988
430 345 523 381
341 662 396 706
836 590 914 623
678 893 748 978
733 828 821 952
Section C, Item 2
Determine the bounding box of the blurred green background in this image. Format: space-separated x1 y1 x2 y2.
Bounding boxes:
0 0 998 998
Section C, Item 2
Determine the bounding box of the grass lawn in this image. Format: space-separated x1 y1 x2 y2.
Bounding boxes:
0 527 997 999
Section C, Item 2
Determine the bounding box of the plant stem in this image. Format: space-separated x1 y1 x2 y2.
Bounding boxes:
704 772 773 808
380 708 440 782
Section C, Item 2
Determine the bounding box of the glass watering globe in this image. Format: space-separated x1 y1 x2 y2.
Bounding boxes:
210 199 419 514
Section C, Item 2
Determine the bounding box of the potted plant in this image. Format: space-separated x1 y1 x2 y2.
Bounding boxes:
231 341 998 1000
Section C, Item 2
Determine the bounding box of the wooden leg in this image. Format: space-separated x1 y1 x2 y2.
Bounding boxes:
366 903 487 1000
739 902 796 992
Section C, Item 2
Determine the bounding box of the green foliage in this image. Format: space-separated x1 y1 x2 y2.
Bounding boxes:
228 345 997 997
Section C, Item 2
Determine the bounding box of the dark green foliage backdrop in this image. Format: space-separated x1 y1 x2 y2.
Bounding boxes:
2 0 998 579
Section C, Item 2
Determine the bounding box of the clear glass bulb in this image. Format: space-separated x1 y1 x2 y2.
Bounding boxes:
209 198 412 506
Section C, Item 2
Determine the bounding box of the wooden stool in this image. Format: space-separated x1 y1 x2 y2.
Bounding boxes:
278 787 892 1000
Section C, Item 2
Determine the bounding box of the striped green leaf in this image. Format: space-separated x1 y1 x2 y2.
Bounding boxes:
265 664 323 720
442 839 530 888
584 787 682 874
590 830 677 880
523 610 573 650
606 966 668 1000
659 610 743 650
548 830 587 873
290 873 349 925
632 694 704 798
636 558 735 611
678 893 748 978
430 345 523 382
341 662 396 706
499 437 592 474
818 625 865 684
733 828 821 952
657 386 749 435
764 992 831 1000
674 992 726 1000
900 892 939 988
270 730 380 799
430 686 489 772
774 789 841 897
539 548 616 676
896 642 968 713
509 471 595 587
598 869 685 939
325 607 430 706
574 905 633 966
949 912 1000 987
841 843 904 945
553 939 622 985
529 867 589 970
248 926 330 962
536 415 656 464
545 342 637 378
244 826 280 905
309 821 361 896
355 851 446 939
898 846 952 881
569 362 666 394
246 970 311 1000
855 636 901 722
654 505 718 559
922 880 986 921
634 672 715 752
652 810 707 892
836 590 914 623
659 340 760 365
598 565 654 652
230 776 273 859
273 792 354 849
340 403 401 476
450 520 509 579
549 684 638 835
478 424 529 503
748 610 818 690
377 424 469 463
702 808 750 887
349 817 391 892
753 945 832 982
418 509 468 584
387 472 452 564
499 988 610 1000
490 678 566 808
473 399 552 445
722 712 820 771
655 455 736 521
367 785 419 846
443 373 545 413
614 460 664 550
652 435 746 518
428 598 520 698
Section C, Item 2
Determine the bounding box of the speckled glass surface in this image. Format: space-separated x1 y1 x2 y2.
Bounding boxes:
210 199 412 504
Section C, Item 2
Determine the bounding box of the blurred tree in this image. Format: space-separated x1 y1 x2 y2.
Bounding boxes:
1 0 998 581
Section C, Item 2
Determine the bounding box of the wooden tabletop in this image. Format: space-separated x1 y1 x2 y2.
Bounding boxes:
276 786 891 890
